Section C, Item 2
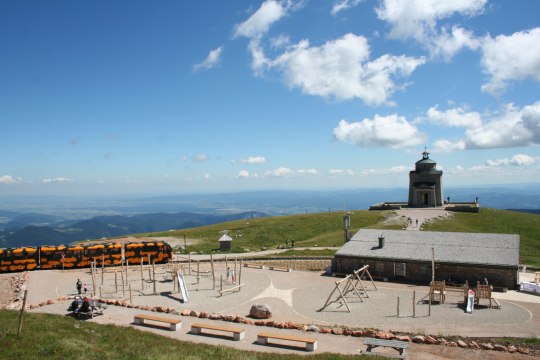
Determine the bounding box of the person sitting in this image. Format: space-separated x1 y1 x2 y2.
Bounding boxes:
80 297 91 313
69 299 79 312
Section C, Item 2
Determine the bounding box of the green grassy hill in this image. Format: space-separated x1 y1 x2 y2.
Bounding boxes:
421 208 540 267
141 208 540 267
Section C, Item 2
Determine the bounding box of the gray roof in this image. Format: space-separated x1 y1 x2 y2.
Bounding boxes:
218 234 232 242
336 229 519 267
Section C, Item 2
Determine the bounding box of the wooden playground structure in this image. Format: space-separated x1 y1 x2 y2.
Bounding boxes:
88 253 250 304
319 265 377 312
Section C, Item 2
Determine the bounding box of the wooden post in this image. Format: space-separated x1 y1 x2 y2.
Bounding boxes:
152 261 156 295
147 254 151 278
129 284 132 303
234 258 237 285
428 293 432 316
397 296 400 317
99 285 102 298
238 259 243 292
225 255 228 271
220 274 223 295
91 264 97 295
210 254 215 290
126 259 129 285
114 271 118 292
197 261 200 284
17 290 28 337
413 291 416 318
188 252 191 276
140 261 144 290
121 268 125 298
431 247 435 282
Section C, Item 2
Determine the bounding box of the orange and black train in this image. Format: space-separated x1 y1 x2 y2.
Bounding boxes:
0 241 172 273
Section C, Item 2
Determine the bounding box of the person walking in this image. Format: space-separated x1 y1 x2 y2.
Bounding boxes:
76 279 82 295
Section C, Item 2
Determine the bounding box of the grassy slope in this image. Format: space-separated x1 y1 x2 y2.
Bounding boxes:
142 208 539 267
147 211 387 253
0 311 362 360
421 208 540 267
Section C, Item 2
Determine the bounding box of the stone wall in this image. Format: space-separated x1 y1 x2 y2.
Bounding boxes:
332 256 518 289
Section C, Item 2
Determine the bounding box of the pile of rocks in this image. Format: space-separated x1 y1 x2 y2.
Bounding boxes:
1 272 29 310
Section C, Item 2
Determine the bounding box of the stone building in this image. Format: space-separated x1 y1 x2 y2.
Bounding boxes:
332 229 520 289
408 149 444 207
218 234 232 251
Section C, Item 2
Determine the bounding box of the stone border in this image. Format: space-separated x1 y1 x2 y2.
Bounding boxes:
22 297 532 356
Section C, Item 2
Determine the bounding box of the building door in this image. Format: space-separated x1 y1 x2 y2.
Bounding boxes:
423 193 429 205
394 262 406 278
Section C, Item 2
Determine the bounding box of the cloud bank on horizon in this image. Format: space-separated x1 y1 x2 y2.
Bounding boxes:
1 0 540 195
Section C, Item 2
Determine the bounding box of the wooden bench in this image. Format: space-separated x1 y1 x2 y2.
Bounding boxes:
191 322 245 341
362 338 408 359
244 263 264 269
133 314 182 331
269 266 291 272
257 331 317 351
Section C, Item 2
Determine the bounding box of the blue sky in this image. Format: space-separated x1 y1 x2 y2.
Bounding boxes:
1 0 540 196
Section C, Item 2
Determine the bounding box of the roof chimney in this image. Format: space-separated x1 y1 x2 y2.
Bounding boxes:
378 234 385 249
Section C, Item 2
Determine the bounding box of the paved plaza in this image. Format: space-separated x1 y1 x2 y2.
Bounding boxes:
23 261 540 359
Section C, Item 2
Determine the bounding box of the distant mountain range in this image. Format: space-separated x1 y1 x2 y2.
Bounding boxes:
0 186 538 248
0 211 268 248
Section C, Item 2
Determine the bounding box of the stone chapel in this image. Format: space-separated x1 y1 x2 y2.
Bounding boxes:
408 149 444 207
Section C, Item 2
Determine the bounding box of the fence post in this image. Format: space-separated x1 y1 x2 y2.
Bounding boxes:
17 290 28 337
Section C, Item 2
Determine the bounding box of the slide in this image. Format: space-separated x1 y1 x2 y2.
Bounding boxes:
177 272 189 303
466 290 475 313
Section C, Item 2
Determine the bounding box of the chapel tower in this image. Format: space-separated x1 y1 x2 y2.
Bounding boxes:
408 149 443 207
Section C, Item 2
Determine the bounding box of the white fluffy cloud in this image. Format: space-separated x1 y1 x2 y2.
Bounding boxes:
329 169 355 176
431 101 540 150
193 46 223 72
432 139 466 153
264 167 319 177
331 0 363 15
192 154 209 162
271 34 424 105
234 156 267 164
481 28 540 96
234 0 287 39
376 0 486 59
359 165 409 176
42 177 72 184
0 175 22 184
485 154 537 167
463 102 540 149
237 170 250 178
333 114 426 148
426 105 482 128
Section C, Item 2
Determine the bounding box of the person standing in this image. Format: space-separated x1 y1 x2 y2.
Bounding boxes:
83 283 88 294
76 279 82 295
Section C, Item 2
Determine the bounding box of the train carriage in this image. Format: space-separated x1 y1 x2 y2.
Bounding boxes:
0 241 172 273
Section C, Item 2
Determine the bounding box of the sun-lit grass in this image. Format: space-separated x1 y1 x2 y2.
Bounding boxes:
0 311 363 360
143 208 540 267
421 208 540 267
267 249 337 257
146 211 386 254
